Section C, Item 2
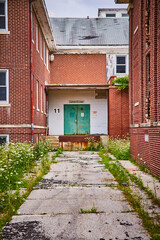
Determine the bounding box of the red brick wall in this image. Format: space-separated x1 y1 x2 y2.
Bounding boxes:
109 87 129 137
32 9 50 131
50 54 106 85
129 0 160 177
0 1 49 142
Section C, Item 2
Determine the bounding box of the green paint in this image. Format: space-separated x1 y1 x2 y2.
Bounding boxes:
64 104 90 135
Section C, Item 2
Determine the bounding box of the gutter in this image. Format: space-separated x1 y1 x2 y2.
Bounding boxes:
30 1 34 142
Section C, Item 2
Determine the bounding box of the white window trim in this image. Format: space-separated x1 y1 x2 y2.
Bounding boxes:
36 24 39 52
37 80 39 111
41 85 43 113
44 89 46 114
0 134 9 144
0 69 9 104
115 55 128 75
0 0 8 31
40 34 43 59
44 42 46 65
46 48 49 70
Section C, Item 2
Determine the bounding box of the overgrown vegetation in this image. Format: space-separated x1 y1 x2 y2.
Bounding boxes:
99 149 160 239
108 137 130 160
112 75 129 90
84 137 103 151
0 140 61 234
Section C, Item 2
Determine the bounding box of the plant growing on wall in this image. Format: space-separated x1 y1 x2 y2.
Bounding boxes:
112 75 129 90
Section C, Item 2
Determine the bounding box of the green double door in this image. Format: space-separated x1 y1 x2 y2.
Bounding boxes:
64 104 90 135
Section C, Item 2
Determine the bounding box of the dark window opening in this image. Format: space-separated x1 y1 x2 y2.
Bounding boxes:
122 13 128 17
0 136 7 145
0 71 7 101
145 0 150 44
106 13 116 18
0 1 6 29
116 56 126 74
146 54 151 120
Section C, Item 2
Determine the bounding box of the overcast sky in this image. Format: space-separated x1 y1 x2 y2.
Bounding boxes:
45 0 128 18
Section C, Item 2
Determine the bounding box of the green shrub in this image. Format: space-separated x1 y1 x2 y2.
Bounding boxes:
34 139 53 160
112 75 129 90
108 137 130 160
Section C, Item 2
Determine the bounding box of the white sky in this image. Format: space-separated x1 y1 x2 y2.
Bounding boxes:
45 0 128 18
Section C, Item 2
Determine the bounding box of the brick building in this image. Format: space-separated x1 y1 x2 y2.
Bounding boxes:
116 0 160 177
0 0 129 145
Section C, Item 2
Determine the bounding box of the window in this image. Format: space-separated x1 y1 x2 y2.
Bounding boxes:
0 134 9 145
44 89 46 113
40 34 43 59
0 69 9 104
122 13 128 17
36 24 39 51
0 0 7 30
145 0 150 44
146 54 151 120
41 85 43 112
44 42 46 64
46 48 49 70
37 80 39 110
116 56 126 74
106 13 116 18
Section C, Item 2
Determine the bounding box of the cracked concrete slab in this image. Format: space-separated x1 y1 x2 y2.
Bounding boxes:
7 213 149 240
1 151 150 240
120 160 160 198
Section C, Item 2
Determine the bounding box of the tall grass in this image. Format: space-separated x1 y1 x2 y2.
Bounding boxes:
0 140 52 193
0 139 56 233
108 137 130 160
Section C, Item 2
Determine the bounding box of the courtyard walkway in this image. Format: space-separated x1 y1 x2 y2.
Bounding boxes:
2 151 150 240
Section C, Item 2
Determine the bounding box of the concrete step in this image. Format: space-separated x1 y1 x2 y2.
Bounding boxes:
46 136 59 149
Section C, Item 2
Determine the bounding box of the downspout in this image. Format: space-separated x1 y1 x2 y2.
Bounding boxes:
29 1 34 142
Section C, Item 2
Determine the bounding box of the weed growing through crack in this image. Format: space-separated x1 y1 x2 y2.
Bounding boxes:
99 149 160 239
79 204 99 214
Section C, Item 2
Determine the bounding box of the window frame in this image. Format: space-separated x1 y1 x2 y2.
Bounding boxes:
36 24 39 51
44 88 46 114
41 85 43 113
0 134 9 144
0 69 9 104
0 0 8 31
121 13 128 17
37 80 39 111
46 48 49 70
106 13 116 18
116 55 127 74
43 41 46 64
40 33 43 59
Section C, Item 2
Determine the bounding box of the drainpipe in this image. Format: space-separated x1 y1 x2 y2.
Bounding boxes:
46 93 49 136
29 1 34 142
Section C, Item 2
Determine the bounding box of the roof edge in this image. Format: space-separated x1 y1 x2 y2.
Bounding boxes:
115 0 130 3
32 0 56 51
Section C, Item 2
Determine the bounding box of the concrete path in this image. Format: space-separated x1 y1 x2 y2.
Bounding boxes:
119 160 160 199
2 151 150 240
